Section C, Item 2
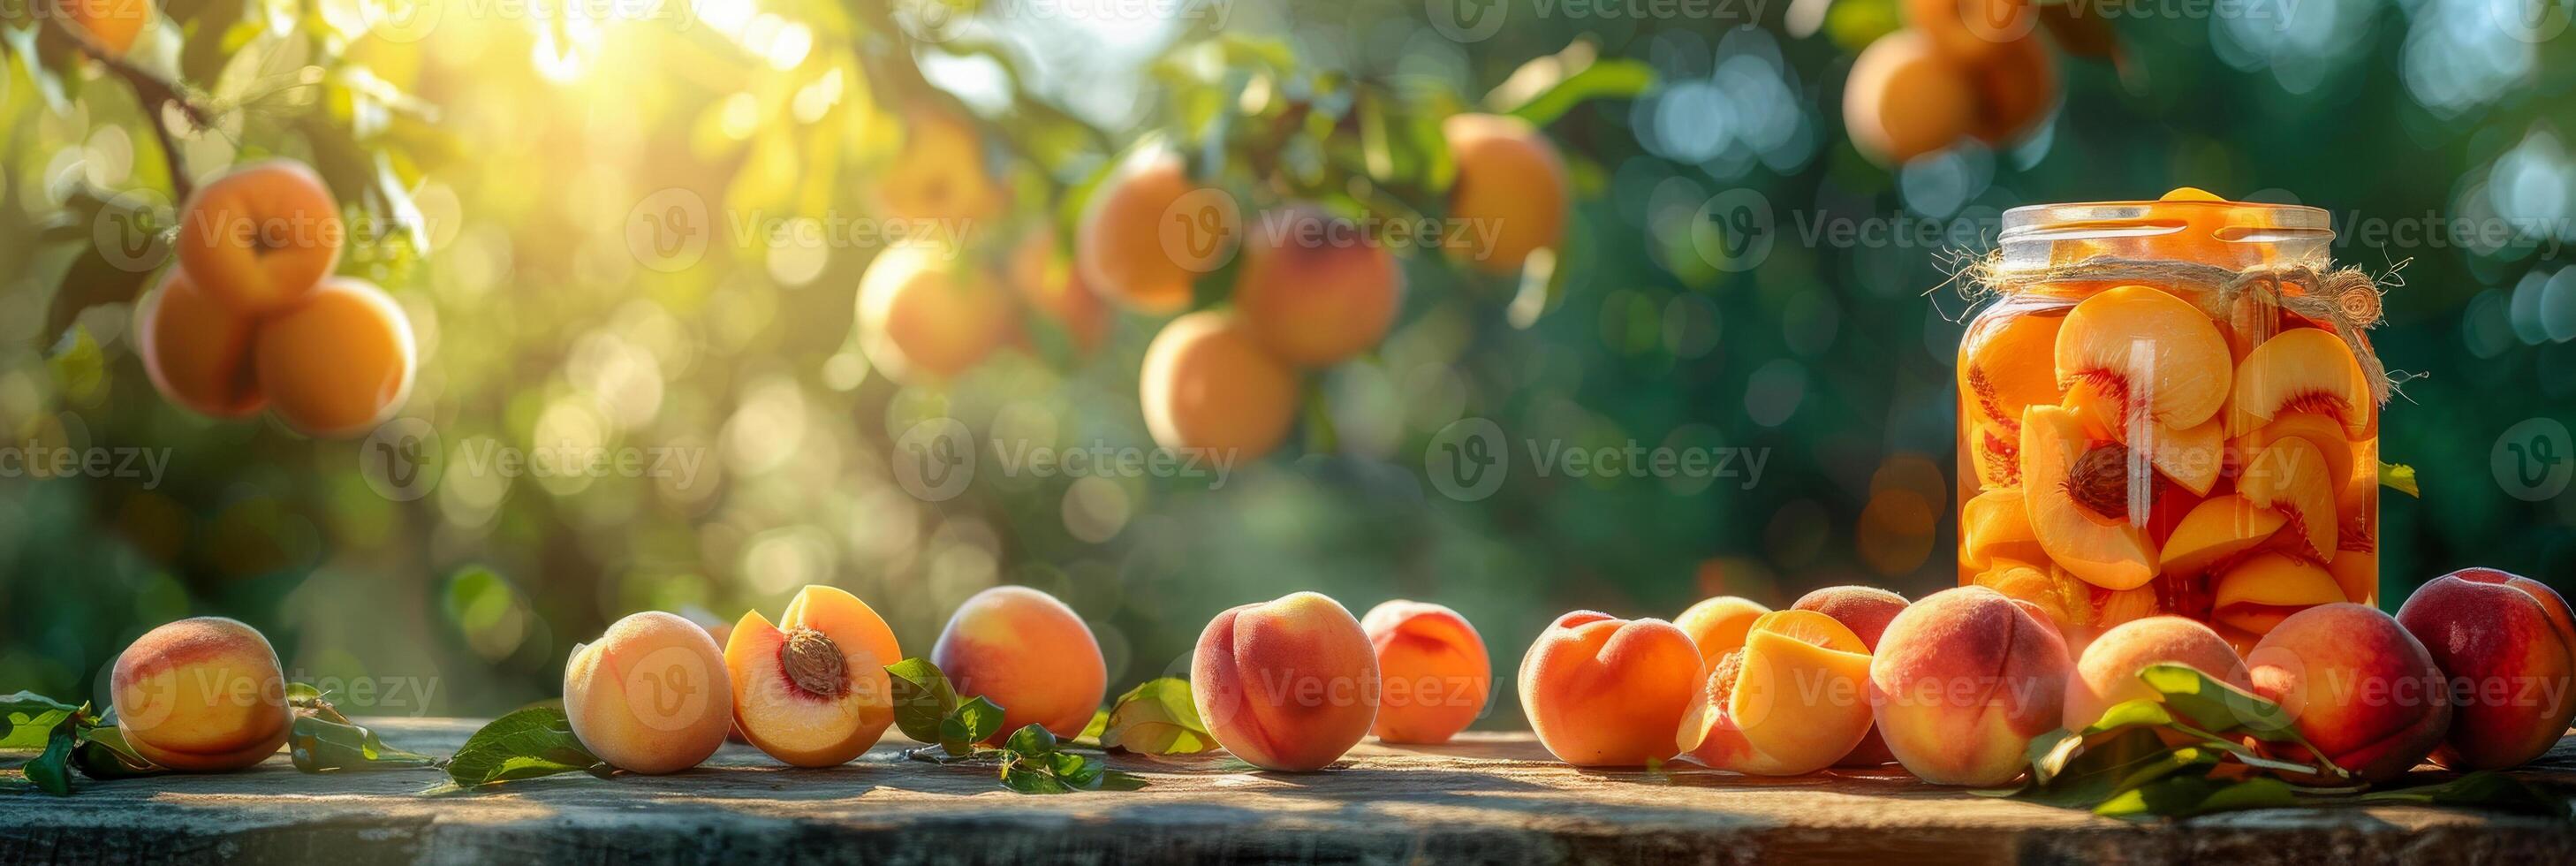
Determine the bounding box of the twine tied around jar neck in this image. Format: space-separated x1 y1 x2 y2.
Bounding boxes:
1962 254 2401 406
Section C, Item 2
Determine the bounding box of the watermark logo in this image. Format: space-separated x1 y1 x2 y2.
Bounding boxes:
357 0 445 43
361 418 443 503
894 418 977 502
1425 0 1508 42
625 187 711 273
2489 0 2572 43
623 644 715 731
1159 187 1242 275
93 186 172 273
893 0 968 42
0 440 170 489
2492 417 2572 502
1693 187 1775 272
1425 418 1509 502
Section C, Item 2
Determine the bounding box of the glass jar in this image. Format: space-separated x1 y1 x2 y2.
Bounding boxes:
1955 192 2380 655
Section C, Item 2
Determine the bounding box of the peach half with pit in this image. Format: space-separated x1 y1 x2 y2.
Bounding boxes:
2021 405 2157 591
724 586 902 767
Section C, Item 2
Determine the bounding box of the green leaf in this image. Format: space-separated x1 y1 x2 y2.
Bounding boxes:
940 696 1004 756
1001 762 1075 794
1074 708 1109 746
443 707 606 787
2019 729 2209 809
3 692 81 750
2358 771 2573 817
290 714 436 773
2379 462 2420 498
2136 664 2299 741
2096 775 2298 819
1500 59 1654 127
71 726 165 781
886 657 960 746
1004 724 1057 759
1099 678 1218 756
19 714 80 795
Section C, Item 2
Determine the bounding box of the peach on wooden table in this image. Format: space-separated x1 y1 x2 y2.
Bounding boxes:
1679 611 1875 776
2396 569 2576 771
724 586 901 767
111 617 291 771
2246 603 2451 784
564 611 736 774
1193 592 1381 771
932 586 1107 742
1360 600 1491 745
1673 596 1770 669
1518 611 1701 766
1792 585 1908 765
2063 616 2250 733
1868 586 2072 786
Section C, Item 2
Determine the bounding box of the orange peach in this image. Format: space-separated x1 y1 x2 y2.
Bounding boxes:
1361 600 1491 744
2229 327 2373 438
1844 32 1975 165
1868 586 2071 786
251 277 416 437
564 611 735 774
1076 150 1232 313
59 0 152 57
875 106 1007 224
173 160 344 315
1961 309 2065 432
2246 603 2451 783
1192 592 1381 771
1963 32 2055 145
1681 611 1876 775
2062 616 2250 732
110 617 290 771
1139 310 1300 461
1232 206 1403 367
856 245 1015 384
1793 586 1908 765
1518 611 1701 766
1905 0 2035 61
137 270 264 419
1005 229 1109 353
1443 113 1568 274
2396 569 2576 771
724 586 900 767
930 586 1106 741
1674 596 1770 669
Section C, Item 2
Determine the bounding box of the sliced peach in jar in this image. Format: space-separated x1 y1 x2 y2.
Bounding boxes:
2328 548 2378 609
724 585 901 767
1974 558 2087 634
1969 420 2020 489
1962 310 2066 431
1679 610 1875 776
2212 552 2345 638
2021 406 2157 591
2229 411 2356 498
2239 437 2337 563
1960 489 2047 573
2054 285 2234 430
2229 327 2373 438
2059 378 2222 496
2158 494 2287 577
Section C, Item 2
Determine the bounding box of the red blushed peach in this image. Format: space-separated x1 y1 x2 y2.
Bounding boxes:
1674 596 1770 669
2396 569 2576 771
2246 603 2451 783
173 160 344 315
111 617 290 771
2063 616 2250 733
564 612 736 774
1868 586 2072 786
1361 600 1491 744
1193 592 1381 771
931 586 1106 741
1518 612 1702 766
725 586 901 767
1792 586 1909 766
1680 611 1875 775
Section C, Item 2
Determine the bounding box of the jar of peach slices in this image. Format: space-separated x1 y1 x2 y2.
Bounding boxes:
1956 188 2390 655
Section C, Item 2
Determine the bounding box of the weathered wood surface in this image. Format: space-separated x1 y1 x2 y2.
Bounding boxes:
3 719 2571 865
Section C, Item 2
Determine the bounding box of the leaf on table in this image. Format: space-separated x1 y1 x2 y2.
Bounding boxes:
1099 677 1218 756
71 725 165 781
1004 723 1057 759
3 692 82 750
886 657 960 745
291 714 437 773
18 713 81 796
2358 771 2574 817
443 707 606 787
940 695 1005 756
2096 775 2298 819
2136 664 2303 743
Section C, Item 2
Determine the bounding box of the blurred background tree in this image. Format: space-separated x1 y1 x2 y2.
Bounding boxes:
1 0 2570 726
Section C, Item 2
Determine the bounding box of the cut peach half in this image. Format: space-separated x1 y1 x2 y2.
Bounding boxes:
2211 552 2344 637
1962 311 2066 431
1960 489 2047 573
2059 379 2223 496
2022 406 2157 591
724 585 902 767
1678 610 1874 776
2158 495 2287 577
2230 411 2356 498
1970 420 2020 490
2228 328 2372 438
2238 437 2337 563
2054 285 2233 430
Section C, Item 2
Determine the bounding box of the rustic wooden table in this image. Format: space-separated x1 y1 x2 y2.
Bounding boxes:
4 719 2571 864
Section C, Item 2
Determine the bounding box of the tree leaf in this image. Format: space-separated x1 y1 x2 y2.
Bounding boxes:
886 657 959 746
1099 678 1218 755
443 707 606 786
1500 59 1654 127
1001 762 1075 794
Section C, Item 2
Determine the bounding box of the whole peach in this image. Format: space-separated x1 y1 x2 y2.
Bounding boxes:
2396 569 2576 771
1518 612 1701 766
1868 586 2070 786
2063 616 2251 732
1361 600 1490 744
111 617 291 771
1192 592 1381 771
932 586 1108 741
2247 603 2451 783
564 611 736 774
1674 596 1770 668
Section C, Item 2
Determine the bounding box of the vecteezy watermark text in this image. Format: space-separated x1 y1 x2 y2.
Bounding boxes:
0 440 170 489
